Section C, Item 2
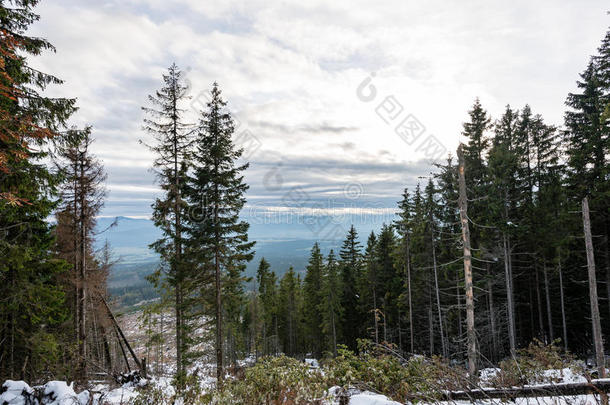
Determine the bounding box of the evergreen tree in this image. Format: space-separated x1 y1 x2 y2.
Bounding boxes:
141 63 192 379
278 267 301 356
256 258 278 355
223 257 249 367
361 231 379 343
375 224 397 344
320 250 342 356
183 82 254 382
303 242 324 356
394 188 415 353
487 105 520 356
0 0 76 381
55 128 107 379
338 225 362 351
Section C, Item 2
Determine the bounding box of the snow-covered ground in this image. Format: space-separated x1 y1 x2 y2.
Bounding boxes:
2 367 608 404
0 379 403 405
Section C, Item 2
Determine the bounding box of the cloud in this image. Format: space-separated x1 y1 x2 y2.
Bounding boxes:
27 0 610 218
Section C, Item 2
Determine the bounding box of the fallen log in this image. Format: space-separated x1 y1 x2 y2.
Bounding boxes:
438 379 610 401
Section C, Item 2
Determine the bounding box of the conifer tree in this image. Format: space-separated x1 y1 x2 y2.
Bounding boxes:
394 188 415 353
256 258 278 355
375 224 396 343
0 0 76 380
362 232 379 343
424 178 447 357
223 257 249 367
278 267 301 356
338 225 362 350
183 82 254 382
303 242 324 356
320 250 342 356
488 105 520 356
142 63 193 380
55 128 107 379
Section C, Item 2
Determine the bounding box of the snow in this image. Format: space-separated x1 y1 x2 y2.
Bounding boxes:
0 380 34 404
95 386 138 404
479 367 501 385
348 392 402 405
540 367 587 384
304 358 320 368
0 380 142 405
41 381 81 404
1 380 84 405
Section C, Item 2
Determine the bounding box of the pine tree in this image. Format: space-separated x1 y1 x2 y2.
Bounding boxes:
424 178 447 357
256 258 278 355
303 242 324 356
278 267 301 356
320 250 342 356
394 188 415 353
183 82 254 382
375 224 397 344
0 0 76 201
55 128 107 379
141 63 192 379
487 105 520 356
564 54 610 350
361 231 379 343
462 99 491 190
223 257 249 367
338 225 362 351
434 156 464 357
0 0 76 381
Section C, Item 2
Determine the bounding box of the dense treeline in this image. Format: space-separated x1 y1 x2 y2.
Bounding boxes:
0 1 114 382
243 28 610 368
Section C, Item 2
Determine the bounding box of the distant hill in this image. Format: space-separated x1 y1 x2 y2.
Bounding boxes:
96 213 391 309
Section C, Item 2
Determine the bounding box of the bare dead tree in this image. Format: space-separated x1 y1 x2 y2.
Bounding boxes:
457 144 477 380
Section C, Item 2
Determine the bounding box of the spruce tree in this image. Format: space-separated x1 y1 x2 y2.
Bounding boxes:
338 225 362 350
55 128 107 379
303 242 324 356
0 0 76 380
394 188 415 353
141 63 192 379
375 224 397 344
361 232 379 343
256 258 278 355
278 267 300 356
183 82 254 382
320 250 342 356
488 105 520 356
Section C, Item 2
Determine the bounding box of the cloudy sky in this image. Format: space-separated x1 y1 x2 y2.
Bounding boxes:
30 0 609 223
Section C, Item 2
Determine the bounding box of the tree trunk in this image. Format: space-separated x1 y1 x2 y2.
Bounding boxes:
558 249 568 350
583 196 606 378
406 237 414 353
456 268 463 339
428 304 434 355
331 307 337 357
432 237 447 357
486 263 498 361
503 234 516 357
373 288 379 344
172 113 183 379
215 235 223 382
457 144 477 380
79 151 87 379
543 263 553 341
534 265 545 341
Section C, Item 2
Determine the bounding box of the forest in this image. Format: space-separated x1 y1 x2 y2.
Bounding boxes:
1 0 610 404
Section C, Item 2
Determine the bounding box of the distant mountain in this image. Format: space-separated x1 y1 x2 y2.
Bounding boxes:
96 213 392 308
